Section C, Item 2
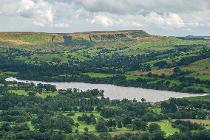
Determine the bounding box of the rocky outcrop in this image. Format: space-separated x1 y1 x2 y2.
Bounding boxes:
88 30 150 41
51 30 150 46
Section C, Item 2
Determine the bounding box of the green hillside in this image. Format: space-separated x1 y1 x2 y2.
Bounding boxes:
1 30 210 139
0 30 210 93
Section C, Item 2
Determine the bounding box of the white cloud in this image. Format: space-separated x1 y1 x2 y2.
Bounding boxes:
54 22 70 28
18 0 53 27
19 0 34 11
0 0 20 15
0 0 210 35
91 15 113 26
146 12 185 29
89 12 184 30
75 0 210 15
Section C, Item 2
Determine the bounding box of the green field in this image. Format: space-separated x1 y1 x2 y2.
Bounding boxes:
149 120 179 136
185 95 210 103
85 72 113 78
9 90 28 96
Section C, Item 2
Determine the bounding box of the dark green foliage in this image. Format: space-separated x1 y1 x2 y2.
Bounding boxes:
96 121 108 132
0 77 210 139
168 129 210 140
172 120 204 132
33 114 74 132
132 119 147 130
148 123 161 133
77 114 96 124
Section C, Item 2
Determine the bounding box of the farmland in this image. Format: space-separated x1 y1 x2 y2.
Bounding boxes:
0 30 210 93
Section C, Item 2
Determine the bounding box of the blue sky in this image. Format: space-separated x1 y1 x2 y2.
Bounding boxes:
0 0 210 36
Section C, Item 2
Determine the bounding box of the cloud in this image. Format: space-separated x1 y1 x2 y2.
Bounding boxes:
17 0 34 18
91 15 113 26
146 12 185 29
74 0 210 15
0 0 20 15
0 0 210 35
18 0 53 26
54 22 70 28
89 12 185 30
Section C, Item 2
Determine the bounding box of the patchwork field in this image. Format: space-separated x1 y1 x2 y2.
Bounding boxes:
0 30 210 94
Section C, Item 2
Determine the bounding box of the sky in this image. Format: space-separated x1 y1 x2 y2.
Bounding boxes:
0 0 210 36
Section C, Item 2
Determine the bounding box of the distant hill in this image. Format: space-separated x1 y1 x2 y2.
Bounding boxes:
0 30 151 48
177 35 210 40
79 30 150 41
1 30 210 93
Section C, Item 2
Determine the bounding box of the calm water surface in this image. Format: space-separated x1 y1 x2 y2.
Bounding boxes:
5 77 207 102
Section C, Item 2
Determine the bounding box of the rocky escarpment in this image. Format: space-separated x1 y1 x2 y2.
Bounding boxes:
51 30 150 46
88 30 150 42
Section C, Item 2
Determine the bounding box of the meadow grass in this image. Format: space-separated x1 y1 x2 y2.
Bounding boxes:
149 107 161 114
149 120 179 136
182 57 210 74
66 111 100 132
27 121 35 131
185 95 210 103
195 74 210 81
69 53 91 62
126 74 140 80
85 72 113 78
36 92 59 98
9 90 28 96
30 53 69 63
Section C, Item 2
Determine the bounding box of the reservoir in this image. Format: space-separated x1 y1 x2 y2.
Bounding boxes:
5 77 207 102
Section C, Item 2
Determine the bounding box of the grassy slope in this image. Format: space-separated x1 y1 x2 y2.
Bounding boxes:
156 120 179 136
8 90 28 96
148 120 179 136
182 57 210 80
85 72 113 78
68 112 100 132
185 95 210 103
1 31 210 93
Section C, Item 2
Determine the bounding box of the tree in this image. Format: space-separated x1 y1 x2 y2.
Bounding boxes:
132 119 147 130
154 60 168 68
28 91 36 96
4 133 16 140
84 127 89 133
75 123 80 128
117 121 122 128
106 119 116 127
141 98 146 103
96 121 108 132
52 58 61 64
161 98 177 113
148 123 161 133
0 122 11 132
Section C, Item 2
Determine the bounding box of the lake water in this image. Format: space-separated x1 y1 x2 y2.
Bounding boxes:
5 77 207 102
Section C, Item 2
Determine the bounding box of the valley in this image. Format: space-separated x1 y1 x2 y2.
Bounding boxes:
0 30 210 93
1 30 210 139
